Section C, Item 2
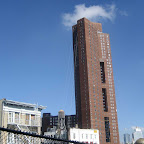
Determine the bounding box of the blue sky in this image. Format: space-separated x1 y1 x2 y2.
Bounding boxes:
0 0 144 142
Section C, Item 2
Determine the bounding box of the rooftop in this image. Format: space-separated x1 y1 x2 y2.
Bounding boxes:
1 98 46 110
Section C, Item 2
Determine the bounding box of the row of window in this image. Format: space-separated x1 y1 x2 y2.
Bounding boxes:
8 112 36 124
73 133 97 140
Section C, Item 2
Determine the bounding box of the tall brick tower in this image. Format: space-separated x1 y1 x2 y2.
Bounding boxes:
72 18 120 144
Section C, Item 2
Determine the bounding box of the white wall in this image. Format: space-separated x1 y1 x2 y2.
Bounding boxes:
3 105 41 116
3 105 41 127
69 128 99 144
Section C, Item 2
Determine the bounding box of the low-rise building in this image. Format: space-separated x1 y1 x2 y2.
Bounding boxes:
43 110 67 139
44 126 57 138
68 128 99 144
0 98 46 134
42 112 77 134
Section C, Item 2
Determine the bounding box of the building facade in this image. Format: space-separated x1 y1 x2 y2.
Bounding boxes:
44 110 67 139
0 98 46 134
42 111 77 134
124 133 130 144
68 128 99 144
44 126 57 138
73 18 120 144
132 127 143 143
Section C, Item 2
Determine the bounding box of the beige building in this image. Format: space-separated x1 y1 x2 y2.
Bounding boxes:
0 98 46 134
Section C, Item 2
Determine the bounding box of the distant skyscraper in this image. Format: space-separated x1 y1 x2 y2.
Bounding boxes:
73 18 120 144
124 133 130 144
132 127 143 143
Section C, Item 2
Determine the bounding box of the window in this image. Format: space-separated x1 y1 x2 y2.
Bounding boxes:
102 88 108 112
31 114 35 125
25 114 30 125
31 114 35 120
100 62 105 83
73 133 75 139
104 117 111 142
86 134 88 139
90 134 92 139
15 112 19 124
8 112 14 123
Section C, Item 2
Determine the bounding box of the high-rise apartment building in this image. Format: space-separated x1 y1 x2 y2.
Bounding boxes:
72 18 120 144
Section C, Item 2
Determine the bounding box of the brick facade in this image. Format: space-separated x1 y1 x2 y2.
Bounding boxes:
73 18 120 144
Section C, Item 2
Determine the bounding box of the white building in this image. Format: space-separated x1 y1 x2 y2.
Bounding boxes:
132 127 143 143
0 98 46 134
44 126 57 138
68 128 99 144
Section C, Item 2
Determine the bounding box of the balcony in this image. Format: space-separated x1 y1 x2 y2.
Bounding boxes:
8 119 40 127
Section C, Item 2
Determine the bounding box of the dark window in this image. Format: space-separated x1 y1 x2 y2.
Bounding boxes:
100 62 105 83
104 117 111 142
102 88 108 112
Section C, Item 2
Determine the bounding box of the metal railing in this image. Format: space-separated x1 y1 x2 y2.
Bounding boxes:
0 127 84 144
8 119 40 127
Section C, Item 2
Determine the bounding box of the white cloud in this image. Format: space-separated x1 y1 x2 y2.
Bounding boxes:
62 4 116 28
